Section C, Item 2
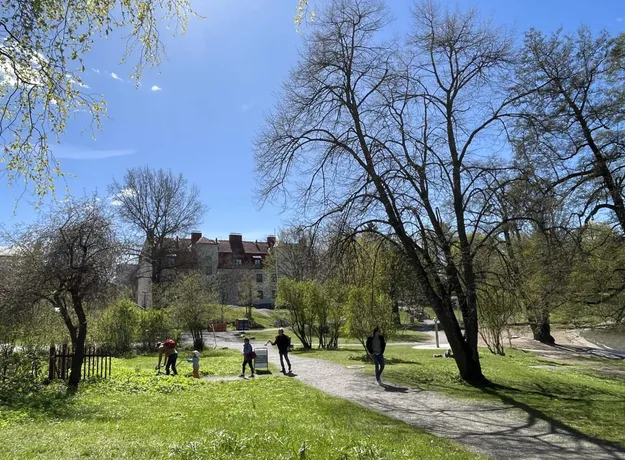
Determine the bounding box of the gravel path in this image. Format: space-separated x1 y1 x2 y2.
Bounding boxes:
213 333 625 460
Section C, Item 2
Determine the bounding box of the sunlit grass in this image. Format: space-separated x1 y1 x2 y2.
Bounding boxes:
297 346 625 445
0 353 479 459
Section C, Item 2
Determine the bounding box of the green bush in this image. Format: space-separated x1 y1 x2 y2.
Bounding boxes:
94 300 140 355
138 308 179 352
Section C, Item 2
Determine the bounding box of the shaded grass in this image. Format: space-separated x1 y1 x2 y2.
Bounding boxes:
296 346 625 446
0 354 479 459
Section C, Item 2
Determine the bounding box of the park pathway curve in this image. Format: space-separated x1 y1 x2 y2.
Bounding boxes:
213 333 625 460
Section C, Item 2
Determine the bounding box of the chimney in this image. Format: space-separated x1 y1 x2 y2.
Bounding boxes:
267 235 276 248
191 231 202 245
229 233 243 247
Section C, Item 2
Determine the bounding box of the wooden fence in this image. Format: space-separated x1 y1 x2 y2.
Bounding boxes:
48 345 112 381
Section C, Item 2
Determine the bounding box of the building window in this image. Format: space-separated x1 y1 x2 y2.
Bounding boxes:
271 274 277 282
257 290 264 300
254 259 261 266
256 273 263 283
235 259 242 266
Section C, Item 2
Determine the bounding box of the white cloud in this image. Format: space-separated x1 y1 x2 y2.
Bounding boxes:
110 188 136 206
110 72 122 81
54 145 135 160
617 17 624 22
92 68 100 73
0 43 47 87
151 85 163 91
69 78 89 88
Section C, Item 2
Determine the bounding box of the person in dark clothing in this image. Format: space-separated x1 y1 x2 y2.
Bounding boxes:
265 328 292 373
365 327 386 384
240 338 255 378
165 346 178 376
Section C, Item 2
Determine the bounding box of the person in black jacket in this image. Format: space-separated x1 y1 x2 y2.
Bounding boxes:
265 328 292 373
365 327 386 384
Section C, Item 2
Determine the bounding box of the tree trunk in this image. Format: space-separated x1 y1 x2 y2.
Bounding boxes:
433 299 486 385
528 308 555 344
67 318 87 391
392 299 401 325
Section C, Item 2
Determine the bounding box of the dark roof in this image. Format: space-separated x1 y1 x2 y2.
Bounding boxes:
217 240 269 255
195 237 215 244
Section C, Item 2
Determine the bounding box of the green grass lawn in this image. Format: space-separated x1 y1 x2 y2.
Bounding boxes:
0 353 479 459
294 346 625 446
124 348 245 377
218 306 290 329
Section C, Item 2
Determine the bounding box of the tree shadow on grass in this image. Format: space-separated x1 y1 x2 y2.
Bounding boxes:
346 354 421 366
475 381 625 454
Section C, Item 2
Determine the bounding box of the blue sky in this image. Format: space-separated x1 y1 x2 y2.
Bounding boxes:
1 0 623 242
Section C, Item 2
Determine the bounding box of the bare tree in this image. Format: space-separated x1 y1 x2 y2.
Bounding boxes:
514 28 625 233
3 197 120 390
264 225 322 282
255 0 521 383
109 166 207 285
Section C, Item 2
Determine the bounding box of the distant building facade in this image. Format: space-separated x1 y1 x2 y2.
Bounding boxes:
136 233 277 308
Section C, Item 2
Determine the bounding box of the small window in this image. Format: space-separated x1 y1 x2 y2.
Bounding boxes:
257 290 264 300
254 259 261 266
271 274 277 282
235 259 242 266
256 273 263 283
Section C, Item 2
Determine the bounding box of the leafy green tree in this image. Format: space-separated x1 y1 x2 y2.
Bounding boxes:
3 197 120 390
0 1 198 199
567 224 625 325
322 280 347 349
170 272 218 351
346 286 394 354
276 278 315 349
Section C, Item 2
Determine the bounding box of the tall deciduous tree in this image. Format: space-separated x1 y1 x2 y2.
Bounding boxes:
3 197 120 390
0 1 197 198
109 166 206 284
514 27 625 233
255 0 521 383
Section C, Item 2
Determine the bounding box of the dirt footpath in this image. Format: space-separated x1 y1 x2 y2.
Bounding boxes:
212 332 625 460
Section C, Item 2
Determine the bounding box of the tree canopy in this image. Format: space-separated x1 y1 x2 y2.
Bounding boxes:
0 1 196 198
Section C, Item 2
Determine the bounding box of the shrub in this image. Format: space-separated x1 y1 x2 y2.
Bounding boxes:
138 308 177 352
477 286 520 356
94 300 140 355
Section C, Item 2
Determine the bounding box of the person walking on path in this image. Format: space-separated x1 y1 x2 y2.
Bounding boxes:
240 338 255 378
265 328 292 373
186 350 201 378
366 327 386 384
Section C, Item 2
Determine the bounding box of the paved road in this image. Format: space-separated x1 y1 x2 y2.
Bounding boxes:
211 332 625 460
